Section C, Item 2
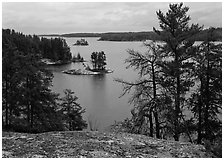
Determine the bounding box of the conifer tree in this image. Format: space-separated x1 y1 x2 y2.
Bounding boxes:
2 29 67 132
91 51 107 70
116 41 163 138
189 27 222 144
59 89 87 131
154 3 202 141
2 47 21 128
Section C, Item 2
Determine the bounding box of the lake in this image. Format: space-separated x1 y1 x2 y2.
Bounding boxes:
47 37 148 130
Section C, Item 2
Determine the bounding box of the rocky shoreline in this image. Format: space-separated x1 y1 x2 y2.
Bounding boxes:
62 68 113 75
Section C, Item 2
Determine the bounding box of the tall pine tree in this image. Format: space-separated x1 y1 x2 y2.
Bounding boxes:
154 3 202 141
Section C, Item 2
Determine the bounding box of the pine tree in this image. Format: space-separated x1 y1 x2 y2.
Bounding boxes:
2 29 65 132
91 52 97 69
77 53 81 60
2 47 21 128
116 41 163 138
154 3 202 141
91 51 107 70
59 89 87 131
190 27 222 143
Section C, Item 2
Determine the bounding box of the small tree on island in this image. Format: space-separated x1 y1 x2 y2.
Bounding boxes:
77 53 81 60
72 53 84 62
91 51 107 71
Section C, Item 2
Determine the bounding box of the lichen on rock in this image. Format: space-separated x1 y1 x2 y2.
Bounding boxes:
2 131 214 158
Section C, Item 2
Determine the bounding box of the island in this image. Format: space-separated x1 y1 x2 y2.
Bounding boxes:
62 68 113 75
73 38 89 46
63 51 113 75
41 58 71 65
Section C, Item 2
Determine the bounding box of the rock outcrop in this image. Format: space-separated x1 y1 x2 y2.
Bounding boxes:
2 131 214 158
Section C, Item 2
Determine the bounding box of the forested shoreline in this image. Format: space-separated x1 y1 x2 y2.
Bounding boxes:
3 29 72 62
40 28 222 42
2 29 87 133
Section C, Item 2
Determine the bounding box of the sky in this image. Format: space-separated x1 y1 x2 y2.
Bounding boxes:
2 1 222 35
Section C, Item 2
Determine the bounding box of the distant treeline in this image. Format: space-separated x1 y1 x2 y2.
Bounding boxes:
98 32 159 41
40 28 222 41
40 33 101 37
99 28 222 41
62 33 102 37
192 27 222 41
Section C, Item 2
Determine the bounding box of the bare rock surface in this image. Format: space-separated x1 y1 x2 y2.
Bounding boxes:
2 131 213 158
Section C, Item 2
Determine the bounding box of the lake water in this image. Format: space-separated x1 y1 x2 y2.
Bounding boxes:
48 37 148 130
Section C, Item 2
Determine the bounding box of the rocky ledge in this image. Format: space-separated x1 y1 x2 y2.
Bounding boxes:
2 131 213 158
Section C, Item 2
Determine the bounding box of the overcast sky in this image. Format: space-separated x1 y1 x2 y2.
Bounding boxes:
2 2 222 35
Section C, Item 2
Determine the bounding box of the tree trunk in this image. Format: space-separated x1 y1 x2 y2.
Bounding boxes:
149 109 154 137
174 53 180 141
197 100 202 144
151 62 160 138
5 80 9 128
30 103 34 129
197 80 203 144
5 104 9 128
8 76 13 127
154 111 160 138
174 76 180 141
4 68 10 128
26 77 31 127
204 44 210 140
9 107 12 127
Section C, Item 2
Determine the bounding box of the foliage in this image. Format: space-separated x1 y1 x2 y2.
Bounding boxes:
90 51 107 70
2 48 63 133
59 89 87 131
108 118 134 133
203 129 222 158
153 2 203 141
189 27 222 144
77 53 82 60
2 29 72 62
116 41 165 138
2 29 86 133
116 3 221 147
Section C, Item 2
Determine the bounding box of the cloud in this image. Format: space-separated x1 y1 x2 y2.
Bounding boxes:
185 2 222 27
2 2 222 35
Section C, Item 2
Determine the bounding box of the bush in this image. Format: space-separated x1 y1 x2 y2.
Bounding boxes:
204 136 222 158
109 118 133 133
